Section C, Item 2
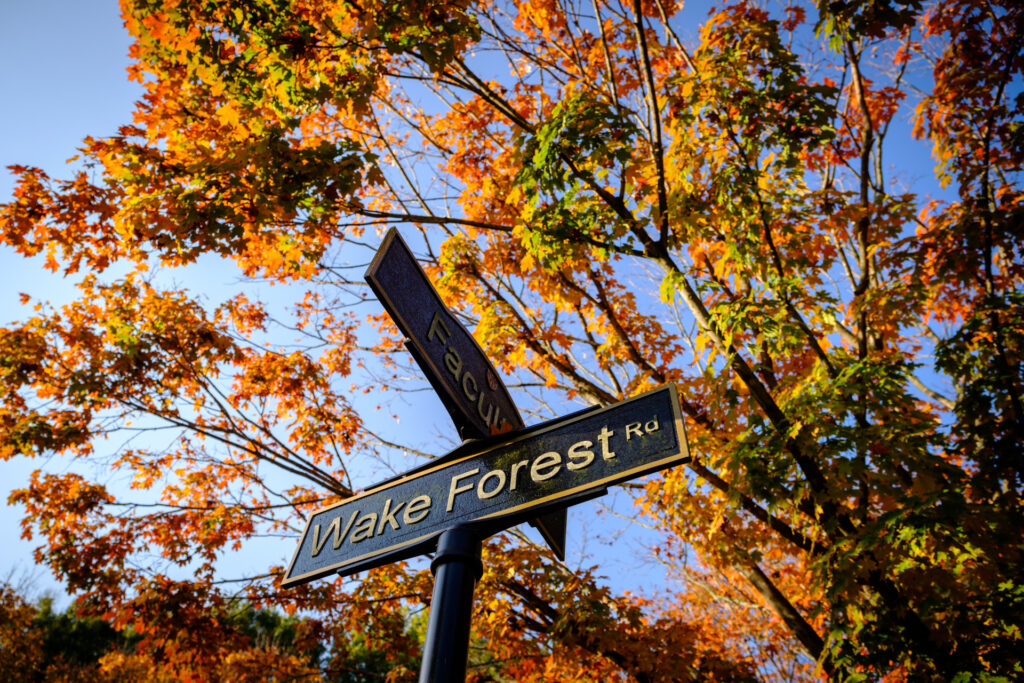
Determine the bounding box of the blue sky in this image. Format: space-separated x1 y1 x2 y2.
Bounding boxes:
0 1 140 200
0 0 142 597
0 0 140 305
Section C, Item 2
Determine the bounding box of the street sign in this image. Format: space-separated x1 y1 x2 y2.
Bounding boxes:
364 228 567 558
365 228 521 439
281 384 688 587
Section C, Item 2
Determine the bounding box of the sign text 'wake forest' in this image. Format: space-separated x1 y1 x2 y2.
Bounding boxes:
281 385 688 586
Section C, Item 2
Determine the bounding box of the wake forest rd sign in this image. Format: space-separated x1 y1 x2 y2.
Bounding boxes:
281 384 689 587
364 228 567 558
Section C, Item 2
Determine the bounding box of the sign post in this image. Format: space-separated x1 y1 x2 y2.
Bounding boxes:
282 231 691 682
418 526 482 683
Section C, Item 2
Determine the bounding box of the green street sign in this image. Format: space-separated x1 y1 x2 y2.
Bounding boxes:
281 385 689 587
364 228 522 439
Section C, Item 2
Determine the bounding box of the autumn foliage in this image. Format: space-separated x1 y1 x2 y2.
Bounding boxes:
2 0 1022 680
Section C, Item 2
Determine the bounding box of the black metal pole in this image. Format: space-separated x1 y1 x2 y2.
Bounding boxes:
418 526 483 683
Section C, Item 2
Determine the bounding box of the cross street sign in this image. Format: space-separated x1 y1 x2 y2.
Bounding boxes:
364 228 567 558
281 384 689 587
365 228 521 439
